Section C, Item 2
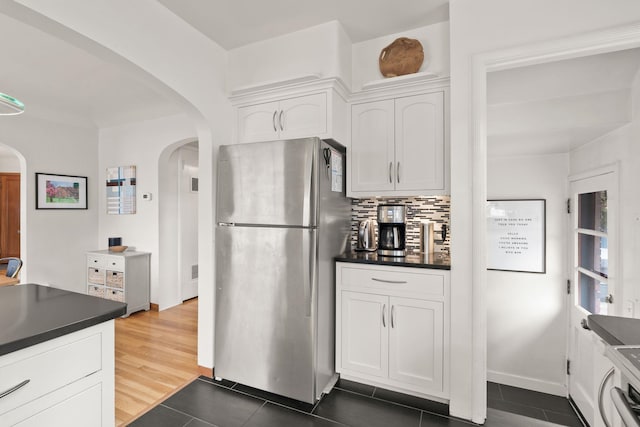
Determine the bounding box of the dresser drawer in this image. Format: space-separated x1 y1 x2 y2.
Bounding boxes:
87 268 104 285
105 288 124 302
339 265 445 297
0 333 102 415
87 285 105 298
106 270 124 288
104 256 124 271
86 254 104 268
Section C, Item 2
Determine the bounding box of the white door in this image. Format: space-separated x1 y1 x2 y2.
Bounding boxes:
568 168 618 426
340 291 389 378
279 93 327 140
350 100 395 193
388 296 444 392
394 92 445 192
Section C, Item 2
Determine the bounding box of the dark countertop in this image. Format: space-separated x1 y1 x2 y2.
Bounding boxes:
0 284 127 357
588 314 640 345
335 251 451 270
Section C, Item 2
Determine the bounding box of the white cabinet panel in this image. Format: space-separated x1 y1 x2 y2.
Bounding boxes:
395 92 444 191
279 93 327 140
237 101 280 143
350 100 395 192
389 297 443 391
341 291 388 378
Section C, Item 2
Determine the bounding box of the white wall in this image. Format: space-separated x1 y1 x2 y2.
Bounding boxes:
98 114 197 309
487 153 569 396
351 21 450 91
570 69 640 317
449 0 640 421
0 114 98 291
227 20 353 91
13 0 233 370
0 151 20 172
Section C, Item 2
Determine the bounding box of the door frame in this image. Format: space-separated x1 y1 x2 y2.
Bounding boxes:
467 24 640 423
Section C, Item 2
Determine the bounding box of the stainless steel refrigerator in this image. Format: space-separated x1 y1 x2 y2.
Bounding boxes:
214 137 350 403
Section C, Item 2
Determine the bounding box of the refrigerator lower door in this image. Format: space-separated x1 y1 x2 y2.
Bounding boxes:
215 225 317 403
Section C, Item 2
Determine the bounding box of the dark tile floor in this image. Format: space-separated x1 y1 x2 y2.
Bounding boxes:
487 382 584 427
129 377 584 427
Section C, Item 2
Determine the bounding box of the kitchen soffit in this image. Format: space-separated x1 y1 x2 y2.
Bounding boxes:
157 0 449 49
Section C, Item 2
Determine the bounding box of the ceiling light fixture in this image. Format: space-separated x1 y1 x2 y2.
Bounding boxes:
0 93 25 115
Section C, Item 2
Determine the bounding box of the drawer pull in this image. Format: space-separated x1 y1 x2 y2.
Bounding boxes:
0 379 30 399
371 278 408 284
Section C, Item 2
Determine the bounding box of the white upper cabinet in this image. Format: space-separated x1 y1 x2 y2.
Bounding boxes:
238 93 327 143
231 77 348 145
349 89 448 197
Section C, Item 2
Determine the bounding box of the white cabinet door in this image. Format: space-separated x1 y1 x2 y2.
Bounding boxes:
237 101 280 143
341 291 389 378
388 297 444 392
395 92 444 191
350 100 395 193
279 93 327 140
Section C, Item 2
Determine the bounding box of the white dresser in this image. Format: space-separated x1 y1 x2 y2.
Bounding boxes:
86 250 150 317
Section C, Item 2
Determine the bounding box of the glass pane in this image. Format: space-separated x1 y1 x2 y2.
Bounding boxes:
578 271 608 314
578 190 607 232
578 233 608 277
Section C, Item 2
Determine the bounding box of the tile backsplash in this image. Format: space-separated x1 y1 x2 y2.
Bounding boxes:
350 196 451 254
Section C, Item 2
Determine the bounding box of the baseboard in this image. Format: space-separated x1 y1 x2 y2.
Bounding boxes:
488 370 566 396
150 303 159 312
198 365 213 378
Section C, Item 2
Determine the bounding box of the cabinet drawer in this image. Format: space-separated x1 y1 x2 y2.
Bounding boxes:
104 256 124 271
87 268 104 285
340 266 444 297
86 254 104 268
87 285 105 298
0 333 101 415
105 288 124 302
106 270 124 288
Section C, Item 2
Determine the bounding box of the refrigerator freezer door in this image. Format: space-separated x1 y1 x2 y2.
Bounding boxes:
215 225 317 403
217 138 318 227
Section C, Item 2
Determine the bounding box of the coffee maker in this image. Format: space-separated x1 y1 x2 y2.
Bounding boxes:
377 204 406 257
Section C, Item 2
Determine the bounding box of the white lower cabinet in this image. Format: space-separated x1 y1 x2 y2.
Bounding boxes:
0 321 115 426
336 262 449 400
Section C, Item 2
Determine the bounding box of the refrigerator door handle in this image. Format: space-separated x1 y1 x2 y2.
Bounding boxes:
303 230 317 317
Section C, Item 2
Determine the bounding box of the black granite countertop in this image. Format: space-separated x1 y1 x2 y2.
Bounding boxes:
0 284 127 356
588 314 640 346
335 251 451 270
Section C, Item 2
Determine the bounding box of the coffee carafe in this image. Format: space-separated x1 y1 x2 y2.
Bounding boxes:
377 204 406 257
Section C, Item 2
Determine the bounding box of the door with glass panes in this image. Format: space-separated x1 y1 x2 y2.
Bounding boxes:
567 169 617 426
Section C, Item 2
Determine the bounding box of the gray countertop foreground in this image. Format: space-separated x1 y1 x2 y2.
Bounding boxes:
336 251 451 270
588 314 640 346
0 284 127 356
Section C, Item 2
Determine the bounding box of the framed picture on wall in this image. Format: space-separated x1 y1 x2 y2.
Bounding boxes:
36 173 88 209
486 199 546 273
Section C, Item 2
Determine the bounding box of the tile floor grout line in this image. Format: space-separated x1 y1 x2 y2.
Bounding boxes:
156 404 217 427
239 401 267 427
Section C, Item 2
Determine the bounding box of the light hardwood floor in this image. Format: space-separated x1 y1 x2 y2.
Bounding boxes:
114 298 199 426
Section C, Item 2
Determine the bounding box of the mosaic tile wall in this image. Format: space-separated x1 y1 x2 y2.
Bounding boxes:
350 196 451 254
